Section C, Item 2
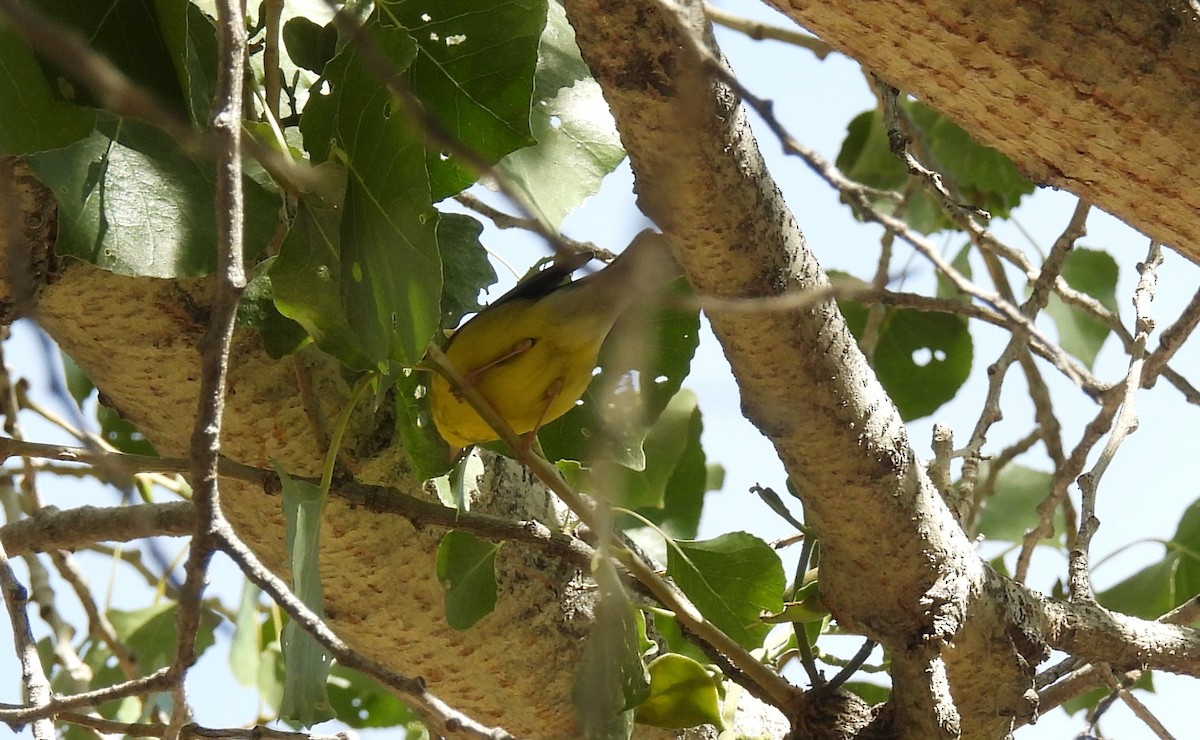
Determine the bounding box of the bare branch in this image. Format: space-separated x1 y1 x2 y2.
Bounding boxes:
0 539 54 739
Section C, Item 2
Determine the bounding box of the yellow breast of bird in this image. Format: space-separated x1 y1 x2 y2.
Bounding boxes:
429 294 612 448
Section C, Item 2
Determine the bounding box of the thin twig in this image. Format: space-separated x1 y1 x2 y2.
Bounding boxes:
1069 242 1162 603
0 668 173 725
1096 664 1176 740
59 712 358 739
0 539 54 739
703 3 835 58
824 639 878 693
958 199 1090 508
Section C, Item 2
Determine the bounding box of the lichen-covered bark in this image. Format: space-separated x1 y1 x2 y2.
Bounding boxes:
770 0 1200 262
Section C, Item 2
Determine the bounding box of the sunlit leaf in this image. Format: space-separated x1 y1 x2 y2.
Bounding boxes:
300 22 440 367
973 463 1064 544
841 300 972 421
497 0 624 228
634 654 722 729
27 116 279 278
382 0 545 200
229 581 263 687
1098 499 1200 619
667 532 785 651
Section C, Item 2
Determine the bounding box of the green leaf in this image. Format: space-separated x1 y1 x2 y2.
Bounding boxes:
613 391 717 540
1043 247 1119 368
973 463 1064 544
270 165 375 370
107 601 218 673
300 23 441 366
229 581 263 687
381 0 546 200
666 532 786 651
27 116 279 278
497 0 624 228
572 558 649 739
437 212 497 329
836 102 1033 233
611 391 697 510
1098 499 1200 619
935 243 973 302
277 466 334 727
31 0 187 114
436 531 500 630
395 368 454 481
634 654 722 729
154 0 219 126
238 258 310 359
841 303 973 421
539 278 700 468
328 664 421 728
908 102 1033 218
0 28 95 154
837 110 904 191
283 16 339 75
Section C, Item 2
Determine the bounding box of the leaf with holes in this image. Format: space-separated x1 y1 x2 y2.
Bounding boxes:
841 301 972 421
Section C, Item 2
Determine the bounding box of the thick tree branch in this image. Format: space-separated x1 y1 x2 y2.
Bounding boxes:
767 0 1200 263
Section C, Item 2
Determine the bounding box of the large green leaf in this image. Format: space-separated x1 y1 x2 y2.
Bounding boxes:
379 0 545 200
0 28 94 154
107 601 219 673
666 532 785 651
270 163 379 370
1043 247 1119 369
300 23 441 367
497 0 624 228
1098 498 1200 619
27 116 279 278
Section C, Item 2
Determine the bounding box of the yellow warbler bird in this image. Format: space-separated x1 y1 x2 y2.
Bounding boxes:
429 230 679 450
